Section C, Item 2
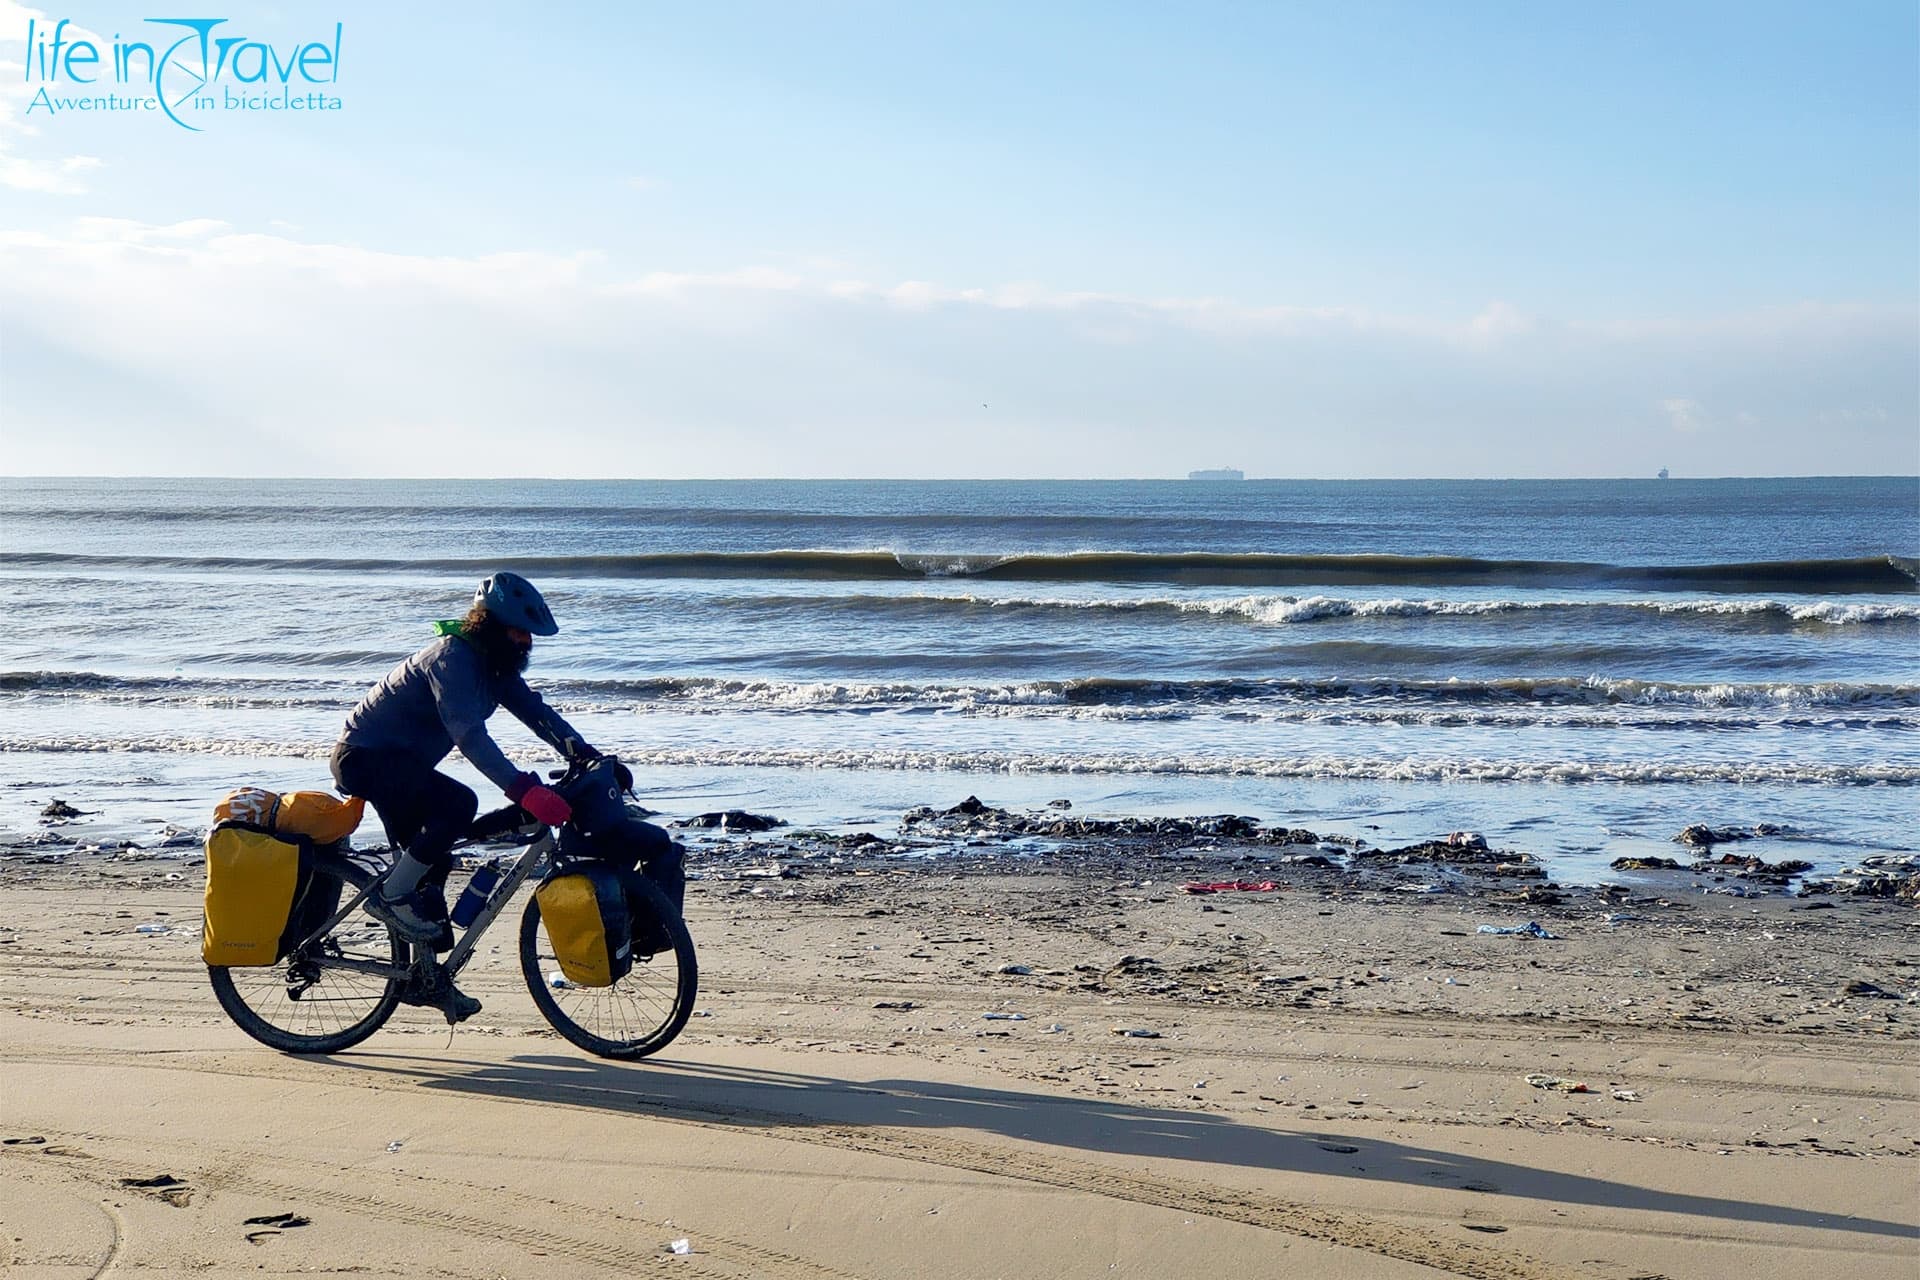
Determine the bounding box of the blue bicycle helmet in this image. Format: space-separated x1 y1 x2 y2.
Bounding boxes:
475 571 558 636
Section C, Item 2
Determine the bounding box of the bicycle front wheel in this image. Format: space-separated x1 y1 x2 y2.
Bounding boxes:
520 876 697 1059
209 862 406 1054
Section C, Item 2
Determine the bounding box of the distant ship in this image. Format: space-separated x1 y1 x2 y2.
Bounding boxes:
1188 467 1245 481
1657 467 1670 480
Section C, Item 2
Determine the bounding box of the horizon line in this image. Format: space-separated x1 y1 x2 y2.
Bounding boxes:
2 473 1915 484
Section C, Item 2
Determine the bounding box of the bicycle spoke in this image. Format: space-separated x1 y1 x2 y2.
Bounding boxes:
209 866 404 1053
523 891 694 1058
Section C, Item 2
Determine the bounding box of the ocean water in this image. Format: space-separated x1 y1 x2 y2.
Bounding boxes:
2 476 1915 882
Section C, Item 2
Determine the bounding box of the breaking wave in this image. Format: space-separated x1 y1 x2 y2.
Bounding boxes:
6 549 1914 593
7 669 1918 712
2 734 1913 786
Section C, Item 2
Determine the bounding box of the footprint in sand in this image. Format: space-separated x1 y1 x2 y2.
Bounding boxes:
243 1211 312 1244
119 1173 193 1208
7 1136 86 1157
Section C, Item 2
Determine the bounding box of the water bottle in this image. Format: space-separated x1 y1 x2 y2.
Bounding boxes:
450 863 502 927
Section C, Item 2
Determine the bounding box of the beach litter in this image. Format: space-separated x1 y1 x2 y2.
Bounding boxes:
384 1141 404 1153
981 1011 1027 1021
1183 880 1280 894
1525 1073 1591 1093
1611 1089 1644 1102
995 963 1033 975
1477 921 1561 939
1112 1026 1162 1038
546 971 577 990
668 1238 693 1255
134 923 171 934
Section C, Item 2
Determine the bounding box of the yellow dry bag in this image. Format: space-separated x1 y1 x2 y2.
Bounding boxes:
214 787 365 845
536 865 633 987
202 823 313 967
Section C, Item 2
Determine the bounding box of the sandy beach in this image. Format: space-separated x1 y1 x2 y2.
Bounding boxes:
3 828 1916 1280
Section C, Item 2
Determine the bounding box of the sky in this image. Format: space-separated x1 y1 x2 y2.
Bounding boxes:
0 0 1914 478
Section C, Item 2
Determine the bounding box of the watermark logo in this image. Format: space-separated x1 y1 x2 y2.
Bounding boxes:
23 17 343 131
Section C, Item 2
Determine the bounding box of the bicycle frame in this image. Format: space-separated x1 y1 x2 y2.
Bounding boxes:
299 826 558 985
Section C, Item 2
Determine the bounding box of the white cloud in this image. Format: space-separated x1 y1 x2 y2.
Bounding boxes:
0 217 1913 477
0 5 111 194
0 146 98 193
1660 398 1709 434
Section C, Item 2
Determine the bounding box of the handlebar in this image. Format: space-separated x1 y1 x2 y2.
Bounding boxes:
464 753 636 847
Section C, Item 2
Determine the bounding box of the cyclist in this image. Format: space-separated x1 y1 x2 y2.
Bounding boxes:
331 573 597 974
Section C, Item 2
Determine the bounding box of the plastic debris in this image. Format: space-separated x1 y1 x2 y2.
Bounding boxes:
1611 1089 1643 1102
981 1012 1027 1021
546 971 577 990
384 1141 404 1153
1398 883 1447 894
668 1238 692 1255
1112 1027 1162 1038
135 923 171 934
1525 1073 1590 1093
1041 1023 1067 1033
995 964 1033 975
1477 921 1561 939
1183 880 1280 894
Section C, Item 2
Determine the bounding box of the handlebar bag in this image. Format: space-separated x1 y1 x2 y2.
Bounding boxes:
535 862 633 987
202 820 316 966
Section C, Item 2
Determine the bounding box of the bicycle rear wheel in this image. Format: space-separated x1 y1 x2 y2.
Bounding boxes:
209 862 406 1053
520 875 697 1059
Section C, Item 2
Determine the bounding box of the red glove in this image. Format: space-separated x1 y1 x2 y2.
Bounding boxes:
506 774 572 826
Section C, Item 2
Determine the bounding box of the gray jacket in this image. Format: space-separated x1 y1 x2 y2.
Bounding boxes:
338 634 585 793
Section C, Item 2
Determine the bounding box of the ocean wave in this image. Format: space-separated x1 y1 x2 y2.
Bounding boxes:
9 668 1918 712
0 670 356 701
6 549 1915 593
3 734 1913 786
819 592 1920 626
548 673 1920 712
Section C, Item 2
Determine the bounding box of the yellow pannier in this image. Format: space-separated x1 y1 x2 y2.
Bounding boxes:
536 865 633 988
202 823 313 967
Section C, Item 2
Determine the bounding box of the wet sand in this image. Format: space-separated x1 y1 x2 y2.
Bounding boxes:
1 836 1917 1279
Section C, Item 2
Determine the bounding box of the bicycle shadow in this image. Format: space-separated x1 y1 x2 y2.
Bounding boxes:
330 1049 1915 1241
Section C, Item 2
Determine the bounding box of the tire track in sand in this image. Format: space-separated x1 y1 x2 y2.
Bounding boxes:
1 1136 860 1280
5 1050 1595 1280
